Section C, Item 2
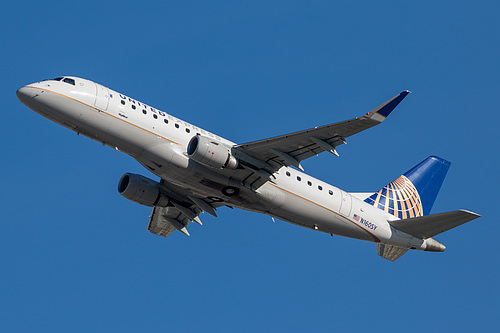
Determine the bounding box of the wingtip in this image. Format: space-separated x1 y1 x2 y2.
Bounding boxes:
457 209 482 219
370 91 411 119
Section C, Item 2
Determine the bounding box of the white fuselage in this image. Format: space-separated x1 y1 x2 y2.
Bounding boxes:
17 76 436 251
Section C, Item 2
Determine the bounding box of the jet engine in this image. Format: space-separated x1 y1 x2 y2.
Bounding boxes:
118 173 169 207
187 135 238 170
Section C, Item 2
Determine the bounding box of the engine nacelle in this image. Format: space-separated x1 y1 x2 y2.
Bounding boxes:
118 173 169 207
187 135 238 170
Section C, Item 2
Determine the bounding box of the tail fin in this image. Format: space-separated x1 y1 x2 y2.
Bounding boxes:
364 156 451 218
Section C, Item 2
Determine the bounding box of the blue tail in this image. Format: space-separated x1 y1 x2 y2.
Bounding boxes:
364 156 451 218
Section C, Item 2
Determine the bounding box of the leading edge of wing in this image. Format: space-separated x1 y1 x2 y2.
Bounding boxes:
239 90 411 148
234 91 411 166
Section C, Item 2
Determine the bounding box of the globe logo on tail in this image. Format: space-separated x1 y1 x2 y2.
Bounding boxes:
364 175 423 219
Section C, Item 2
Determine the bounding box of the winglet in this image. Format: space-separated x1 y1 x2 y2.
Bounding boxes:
367 90 411 121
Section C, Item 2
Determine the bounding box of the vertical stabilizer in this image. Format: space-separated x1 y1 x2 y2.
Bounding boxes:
403 156 450 215
365 156 451 218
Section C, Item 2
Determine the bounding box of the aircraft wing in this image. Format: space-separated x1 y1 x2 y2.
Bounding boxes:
235 91 410 170
148 205 193 237
147 182 225 237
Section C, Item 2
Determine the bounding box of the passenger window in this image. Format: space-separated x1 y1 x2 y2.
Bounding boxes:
121 100 125 105
186 128 190 133
307 181 312 186
153 114 158 119
286 171 290 177
142 110 147 115
318 185 323 191
132 105 136 110
297 176 301 181
164 119 168 124
175 124 180 129
63 78 75 85
329 190 333 196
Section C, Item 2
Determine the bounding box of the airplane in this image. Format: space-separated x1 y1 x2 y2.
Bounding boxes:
16 76 480 261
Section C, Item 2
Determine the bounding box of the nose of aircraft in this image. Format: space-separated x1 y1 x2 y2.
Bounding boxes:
16 84 41 109
16 86 28 101
16 85 35 103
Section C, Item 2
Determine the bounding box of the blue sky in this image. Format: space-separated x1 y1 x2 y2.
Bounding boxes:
1 1 498 331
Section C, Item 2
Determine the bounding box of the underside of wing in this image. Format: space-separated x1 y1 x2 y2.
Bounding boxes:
147 206 179 237
147 204 201 237
147 180 225 238
234 91 410 170
377 243 409 262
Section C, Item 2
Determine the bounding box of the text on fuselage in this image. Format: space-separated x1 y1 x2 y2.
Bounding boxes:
353 214 377 230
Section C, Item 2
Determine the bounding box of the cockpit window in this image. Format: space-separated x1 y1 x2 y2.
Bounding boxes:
41 77 63 82
62 78 75 85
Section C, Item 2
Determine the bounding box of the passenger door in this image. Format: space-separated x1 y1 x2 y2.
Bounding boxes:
94 83 110 111
339 190 352 217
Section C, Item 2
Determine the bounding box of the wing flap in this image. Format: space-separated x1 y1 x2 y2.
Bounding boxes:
147 206 178 238
390 209 481 239
147 203 202 238
147 190 224 237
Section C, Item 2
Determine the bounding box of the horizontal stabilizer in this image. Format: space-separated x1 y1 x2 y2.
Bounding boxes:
377 243 409 261
390 210 480 239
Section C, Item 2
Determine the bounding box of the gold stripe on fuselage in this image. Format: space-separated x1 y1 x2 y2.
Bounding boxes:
30 86 380 242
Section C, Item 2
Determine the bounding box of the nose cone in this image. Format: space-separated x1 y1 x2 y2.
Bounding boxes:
16 85 36 104
16 86 30 102
16 85 41 110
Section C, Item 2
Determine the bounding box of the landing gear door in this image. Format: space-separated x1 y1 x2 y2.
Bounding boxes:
94 83 110 111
